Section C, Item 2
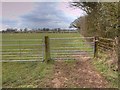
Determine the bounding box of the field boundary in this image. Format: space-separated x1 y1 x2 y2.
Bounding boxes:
49 36 94 61
94 36 119 59
2 38 44 62
2 36 94 62
3 36 119 62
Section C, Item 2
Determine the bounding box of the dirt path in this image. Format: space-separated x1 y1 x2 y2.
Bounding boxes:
50 55 109 88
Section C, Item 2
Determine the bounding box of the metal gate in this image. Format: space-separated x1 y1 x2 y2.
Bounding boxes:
50 37 94 60
2 36 94 62
2 38 44 62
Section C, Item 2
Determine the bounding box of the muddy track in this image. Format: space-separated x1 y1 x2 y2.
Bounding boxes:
50 55 109 88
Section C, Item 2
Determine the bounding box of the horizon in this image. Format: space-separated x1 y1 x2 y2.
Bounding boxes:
1 27 77 31
1 2 85 30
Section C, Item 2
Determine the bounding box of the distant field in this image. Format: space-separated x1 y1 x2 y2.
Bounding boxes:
2 33 94 88
2 33 81 39
2 33 93 61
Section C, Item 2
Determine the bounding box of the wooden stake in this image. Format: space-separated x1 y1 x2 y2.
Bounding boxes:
94 36 99 58
44 36 51 63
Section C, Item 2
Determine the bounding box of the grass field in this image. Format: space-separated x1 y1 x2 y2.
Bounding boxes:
2 33 94 88
2 33 94 61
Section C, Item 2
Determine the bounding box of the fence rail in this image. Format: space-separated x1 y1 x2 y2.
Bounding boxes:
2 44 44 46
94 36 119 58
50 37 94 61
2 38 44 62
1 60 42 62
50 37 94 40
2 36 94 62
2 35 119 63
2 39 43 41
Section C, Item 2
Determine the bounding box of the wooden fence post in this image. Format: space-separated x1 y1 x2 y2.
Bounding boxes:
44 36 51 63
94 36 99 58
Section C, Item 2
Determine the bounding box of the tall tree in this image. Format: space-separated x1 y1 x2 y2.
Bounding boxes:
70 2 119 38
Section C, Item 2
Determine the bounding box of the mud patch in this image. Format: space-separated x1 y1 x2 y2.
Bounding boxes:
51 58 109 88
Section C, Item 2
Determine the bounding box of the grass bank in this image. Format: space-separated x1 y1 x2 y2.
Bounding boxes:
92 52 118 88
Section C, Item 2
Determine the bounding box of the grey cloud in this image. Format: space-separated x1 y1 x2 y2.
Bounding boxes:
20 2 73 28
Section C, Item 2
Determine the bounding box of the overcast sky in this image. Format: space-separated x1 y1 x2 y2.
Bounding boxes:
1 2 85 30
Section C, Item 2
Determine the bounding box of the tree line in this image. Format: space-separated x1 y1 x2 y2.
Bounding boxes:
2 28 77 33
70 2 119 38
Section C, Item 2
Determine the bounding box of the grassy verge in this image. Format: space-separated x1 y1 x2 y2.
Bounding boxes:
92 52 118 88
2 62 54 88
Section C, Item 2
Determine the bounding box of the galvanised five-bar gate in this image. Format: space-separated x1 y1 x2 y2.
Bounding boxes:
2 38 44 62
2 36 94 62
50 37 94 61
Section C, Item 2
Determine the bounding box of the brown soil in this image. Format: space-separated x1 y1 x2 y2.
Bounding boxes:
38 53 109 88
49 55 109 88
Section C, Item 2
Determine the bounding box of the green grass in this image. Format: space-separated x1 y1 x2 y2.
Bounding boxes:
2 33 93 60
2 62 54 88
92 52 118 88
2 33 81 39
2 33 94 88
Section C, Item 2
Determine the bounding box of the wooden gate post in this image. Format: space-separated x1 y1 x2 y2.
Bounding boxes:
94 36 99 58
44 36 51 63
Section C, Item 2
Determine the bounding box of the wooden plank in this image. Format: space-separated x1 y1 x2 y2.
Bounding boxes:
99 37 114 42
98 45 112 52
98 41 114 48
97 43 113 50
